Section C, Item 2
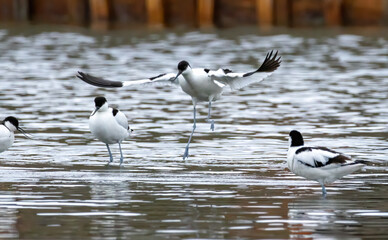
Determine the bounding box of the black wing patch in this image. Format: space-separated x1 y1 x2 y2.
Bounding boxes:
295 147 312 155
328 154 350 164
150 73 167 80
314 146 339 154
243 50 281 77
77 71 123 88
298 160 323 168
345 160 368 166
295 146 339 155
223 69 233 74
204 68 232 74
314 160 325 168
112 108 119 116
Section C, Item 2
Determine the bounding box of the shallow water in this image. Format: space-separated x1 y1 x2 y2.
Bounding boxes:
0 24 387 239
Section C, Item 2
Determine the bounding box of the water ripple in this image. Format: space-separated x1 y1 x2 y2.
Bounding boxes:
0 25 387 239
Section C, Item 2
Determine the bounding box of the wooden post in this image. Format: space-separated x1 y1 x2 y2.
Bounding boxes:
146 0 164 28
197 0 214 28
89 0 110 30
13 0 29 21
324 0 342 26
67 0 87 25
382 0 388 26
274 0 291 27
256 0 274 28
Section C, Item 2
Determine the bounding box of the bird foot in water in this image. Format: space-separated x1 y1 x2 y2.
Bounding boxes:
183 146 189 160
106 157 113 166
321 185 327 198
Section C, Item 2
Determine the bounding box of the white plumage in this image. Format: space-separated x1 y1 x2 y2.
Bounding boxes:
287 130 366 197
206 67 272 90
0 116 29 153
78 50 281 160
0 121 15 153
89 97 132 166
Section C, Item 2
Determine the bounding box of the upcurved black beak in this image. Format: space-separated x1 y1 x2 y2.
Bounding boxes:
18 127 32 139
173 70 182 82
91 106 101 116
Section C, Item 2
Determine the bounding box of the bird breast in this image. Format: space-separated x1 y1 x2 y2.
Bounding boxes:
89 111 128 144
179 70 223 101
0 126 14 152
287 147 298 171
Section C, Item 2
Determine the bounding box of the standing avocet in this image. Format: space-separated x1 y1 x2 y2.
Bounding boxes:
78 50 281 160
89 97 132 166
0 116 30 153
287 130 366 197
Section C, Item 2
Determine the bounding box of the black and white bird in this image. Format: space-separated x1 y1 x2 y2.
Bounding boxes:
78 50 281 160
287 130 366 197
0 116 30 153
89 97 132 166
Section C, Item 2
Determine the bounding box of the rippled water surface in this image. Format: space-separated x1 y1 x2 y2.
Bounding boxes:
0 25 387 239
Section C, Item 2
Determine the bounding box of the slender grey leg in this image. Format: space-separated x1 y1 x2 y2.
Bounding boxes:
106 143 113 165
183 105 196 160
118 141 124 166
321 183 327 197
207 100 215 131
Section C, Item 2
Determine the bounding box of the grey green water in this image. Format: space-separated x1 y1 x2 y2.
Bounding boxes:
0 25 387 239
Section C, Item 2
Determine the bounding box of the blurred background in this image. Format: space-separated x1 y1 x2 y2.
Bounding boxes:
0 0 388 29
0 0 387 239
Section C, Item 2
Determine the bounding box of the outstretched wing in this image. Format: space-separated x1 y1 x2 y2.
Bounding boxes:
77 71 180 88
207 50 281 90
295 147 350 168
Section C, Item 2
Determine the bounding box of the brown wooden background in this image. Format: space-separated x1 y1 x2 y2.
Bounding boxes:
0 0 387 30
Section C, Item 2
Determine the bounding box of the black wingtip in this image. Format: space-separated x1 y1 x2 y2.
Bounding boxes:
76 71 123 88
242 50 281 77
76 71 86 80
354 160 369 165
257 50 281 72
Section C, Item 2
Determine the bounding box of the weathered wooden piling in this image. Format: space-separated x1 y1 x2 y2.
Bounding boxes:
111 0 147 27
0 0 387 29
89 0 110 30
274 0 291 27
198 0 214 28
324 0 342 26
13 0 30 21
256 0 274 28
146 0 164 28
343 0 385 26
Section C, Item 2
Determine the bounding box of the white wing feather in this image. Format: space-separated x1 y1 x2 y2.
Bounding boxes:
122 73 181 87
113 109 129 130
209 70 273 90
207 50 281 90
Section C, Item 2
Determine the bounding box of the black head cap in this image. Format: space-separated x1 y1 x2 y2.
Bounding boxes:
4 116 19 128
177 61 190 72
94 96 107 108
289 130 304 147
